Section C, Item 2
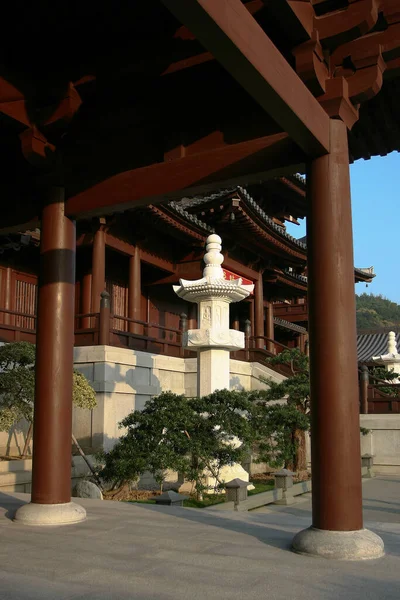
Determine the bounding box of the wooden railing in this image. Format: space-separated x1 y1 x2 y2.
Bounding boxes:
109 315 186 358
366 384 400 414
359 366 400 414
73 308 189 357
250 335 292 355
0 308 37 343
232 333 297 377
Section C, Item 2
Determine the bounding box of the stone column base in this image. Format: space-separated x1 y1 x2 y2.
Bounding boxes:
292 526 384 560
14 502 86 526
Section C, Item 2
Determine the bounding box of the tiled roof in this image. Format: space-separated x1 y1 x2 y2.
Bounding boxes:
283 269 308 283
274 317 307 334
173 186 307 251
167 201 215 234
289 173 306 186
357 331 400 363
354 267 375 279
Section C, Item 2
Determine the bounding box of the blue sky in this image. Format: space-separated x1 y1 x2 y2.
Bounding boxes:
286 152 399 303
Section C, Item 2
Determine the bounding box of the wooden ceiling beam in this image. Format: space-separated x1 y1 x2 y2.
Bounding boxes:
160 0 330 157
64 133 305 220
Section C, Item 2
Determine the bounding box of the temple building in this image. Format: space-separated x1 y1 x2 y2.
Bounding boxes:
0 177 374 362
1 0 399 556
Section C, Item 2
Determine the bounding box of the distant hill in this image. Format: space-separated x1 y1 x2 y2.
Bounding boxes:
356 293 400 330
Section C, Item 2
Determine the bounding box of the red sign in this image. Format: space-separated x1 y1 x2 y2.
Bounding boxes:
222 268 254 293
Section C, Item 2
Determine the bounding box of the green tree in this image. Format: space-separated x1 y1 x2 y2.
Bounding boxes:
99 385 311 497
370 366 399 398
0 342 97 451
356 293 400 329
99 390 257 498
253 349 310 472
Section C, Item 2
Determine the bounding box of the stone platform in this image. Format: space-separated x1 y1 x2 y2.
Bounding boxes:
0 477 399 599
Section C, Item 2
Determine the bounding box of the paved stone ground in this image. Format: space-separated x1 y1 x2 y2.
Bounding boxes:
0 476 399 599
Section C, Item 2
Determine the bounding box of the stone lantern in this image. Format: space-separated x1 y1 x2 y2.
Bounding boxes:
173 234 254 396
372 331 400 380
173 234 255 491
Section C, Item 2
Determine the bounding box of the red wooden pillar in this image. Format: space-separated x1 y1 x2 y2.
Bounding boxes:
81 273 92 329
232 308 240 331
128 249 141 334
360 365 369 415
249 299 255 338
91 227 106 315
3 267 12 325
188 303 197 330
306 119 362 532
292 120 383 559
254 272 264 349
15 187 85 525
265 300 274 354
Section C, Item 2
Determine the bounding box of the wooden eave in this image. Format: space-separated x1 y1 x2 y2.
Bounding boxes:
146 205 210 243
354 268 376 284
274 271 308 293
0 1 400 234
227 206 307 263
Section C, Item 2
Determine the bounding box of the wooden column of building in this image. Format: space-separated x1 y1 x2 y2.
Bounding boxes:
128 249 141 334
80 273 92 329
296 333 305 351
91 226 106 315
188 303 197 330
232 307 240 331
265 300 275 354
254 272 264 349
31 188 76 505
249 299 255 338
3 267 12 325
307 119 362 532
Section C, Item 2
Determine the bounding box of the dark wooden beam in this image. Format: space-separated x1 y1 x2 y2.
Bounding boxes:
161 0 330 156
65 133 305 219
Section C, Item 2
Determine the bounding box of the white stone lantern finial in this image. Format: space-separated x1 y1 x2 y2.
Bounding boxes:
388 331 398 355
203 234 224 280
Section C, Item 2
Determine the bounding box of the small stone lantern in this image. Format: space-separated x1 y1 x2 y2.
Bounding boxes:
151 490 188 506
361 454 374 478
225 478 249 510
274 469 295 505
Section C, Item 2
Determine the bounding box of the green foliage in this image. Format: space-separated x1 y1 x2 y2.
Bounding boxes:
0 342 96 432
250 401 309 469
73 371 97 410
0 342 35 430
370 366 400 397
99 382 313 494
257 349 311 469
356 293 400 330
99 390 257 495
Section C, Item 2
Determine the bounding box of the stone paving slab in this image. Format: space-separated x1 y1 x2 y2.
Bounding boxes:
0 478 398 600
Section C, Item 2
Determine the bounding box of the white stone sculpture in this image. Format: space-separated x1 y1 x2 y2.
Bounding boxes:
173 234 254 395
173 234 255 491
372 331 400 378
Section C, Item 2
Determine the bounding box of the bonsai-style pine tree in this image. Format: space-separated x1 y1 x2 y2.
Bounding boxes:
255 348 311 472
99 389 257 498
